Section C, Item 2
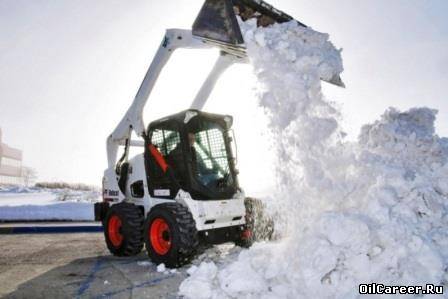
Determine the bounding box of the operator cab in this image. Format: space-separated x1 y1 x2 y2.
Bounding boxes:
145 109 239 200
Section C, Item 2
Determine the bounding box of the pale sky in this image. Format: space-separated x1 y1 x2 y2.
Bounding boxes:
1 0 447 193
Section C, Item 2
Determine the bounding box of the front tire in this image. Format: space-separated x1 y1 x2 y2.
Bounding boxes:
144 203 198 268
104 202 144 256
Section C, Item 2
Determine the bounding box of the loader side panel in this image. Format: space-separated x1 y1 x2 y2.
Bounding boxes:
180 196 246 231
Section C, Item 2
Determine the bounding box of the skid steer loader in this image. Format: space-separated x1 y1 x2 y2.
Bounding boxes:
94 0 344 268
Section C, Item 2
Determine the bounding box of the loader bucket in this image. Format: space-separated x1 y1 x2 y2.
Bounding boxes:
192 0 345 87
193 0 302 46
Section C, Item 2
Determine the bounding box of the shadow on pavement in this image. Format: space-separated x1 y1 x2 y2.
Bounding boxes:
5 254 186 299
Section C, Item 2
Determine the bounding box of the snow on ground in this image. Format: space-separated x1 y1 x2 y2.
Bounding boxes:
0 186 100 221
179 19 448 298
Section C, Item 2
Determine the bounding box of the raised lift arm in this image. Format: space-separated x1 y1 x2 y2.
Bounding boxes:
104 29 246 200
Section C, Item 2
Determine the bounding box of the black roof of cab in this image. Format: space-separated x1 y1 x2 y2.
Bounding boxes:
147 109 233 131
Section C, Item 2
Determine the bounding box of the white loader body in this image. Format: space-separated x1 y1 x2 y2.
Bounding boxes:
114 153 246 232
101 29 248 232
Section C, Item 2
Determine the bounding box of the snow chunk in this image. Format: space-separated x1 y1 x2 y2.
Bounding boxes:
156 263 166 272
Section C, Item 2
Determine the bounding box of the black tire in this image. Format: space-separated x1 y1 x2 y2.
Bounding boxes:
235 197 274 248
103 202 144 256
144 203 198 268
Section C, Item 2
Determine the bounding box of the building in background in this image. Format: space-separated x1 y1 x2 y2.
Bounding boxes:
0 128 24 185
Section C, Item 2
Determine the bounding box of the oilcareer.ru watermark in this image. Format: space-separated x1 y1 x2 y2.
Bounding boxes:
359 283 443 295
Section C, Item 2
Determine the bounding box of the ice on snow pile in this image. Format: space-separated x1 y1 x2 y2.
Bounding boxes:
180 19 448 298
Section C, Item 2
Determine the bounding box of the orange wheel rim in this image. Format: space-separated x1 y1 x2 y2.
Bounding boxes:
242 229 252 239
108 215 123 247
150 218 171 255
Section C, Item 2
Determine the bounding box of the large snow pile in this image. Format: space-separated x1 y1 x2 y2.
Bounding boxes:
179 19 448 298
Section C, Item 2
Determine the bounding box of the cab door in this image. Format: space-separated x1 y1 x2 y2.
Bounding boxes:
145 124 185 199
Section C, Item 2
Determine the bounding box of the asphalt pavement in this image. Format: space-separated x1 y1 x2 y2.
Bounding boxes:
0 232 186 298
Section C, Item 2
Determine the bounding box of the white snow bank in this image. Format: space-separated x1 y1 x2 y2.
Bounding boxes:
179 19 448 299
0 186 100 220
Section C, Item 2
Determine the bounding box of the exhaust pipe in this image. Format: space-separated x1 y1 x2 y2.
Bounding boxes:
192 0 344 87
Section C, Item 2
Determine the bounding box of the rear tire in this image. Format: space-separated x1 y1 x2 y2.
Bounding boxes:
235 198 274 248
144 203 198 268
104 202 144 256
